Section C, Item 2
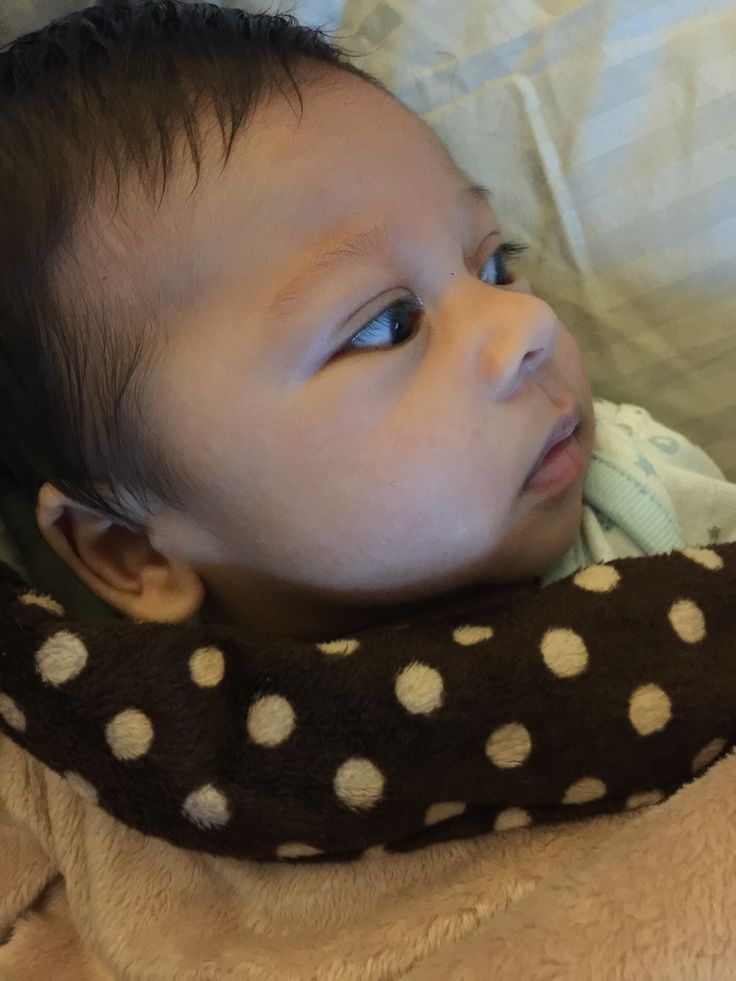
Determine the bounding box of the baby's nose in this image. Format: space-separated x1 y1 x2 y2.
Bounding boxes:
480 293 559 401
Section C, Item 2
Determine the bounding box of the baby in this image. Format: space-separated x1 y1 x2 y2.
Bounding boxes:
1 0 734 643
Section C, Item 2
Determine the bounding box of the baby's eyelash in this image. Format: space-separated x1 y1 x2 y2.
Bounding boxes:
498 239 528 259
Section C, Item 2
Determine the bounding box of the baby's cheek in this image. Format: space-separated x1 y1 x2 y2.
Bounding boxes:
556 327 591 397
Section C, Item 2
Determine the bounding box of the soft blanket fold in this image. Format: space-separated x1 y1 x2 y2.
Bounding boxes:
1 545 736 861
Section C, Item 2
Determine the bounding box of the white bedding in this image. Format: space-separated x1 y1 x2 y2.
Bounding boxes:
2 0 735 477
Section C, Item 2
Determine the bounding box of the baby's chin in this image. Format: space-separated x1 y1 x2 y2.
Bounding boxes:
473 480 585 586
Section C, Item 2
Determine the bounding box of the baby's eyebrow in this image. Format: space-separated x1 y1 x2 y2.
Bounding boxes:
265 222 394 323
463 182 494 207
265 179 493 323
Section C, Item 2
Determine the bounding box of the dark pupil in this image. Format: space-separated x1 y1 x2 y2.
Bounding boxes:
494 251 508 284
391 302 417 342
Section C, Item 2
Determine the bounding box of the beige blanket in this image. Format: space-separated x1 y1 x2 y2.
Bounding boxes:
2 731 735 980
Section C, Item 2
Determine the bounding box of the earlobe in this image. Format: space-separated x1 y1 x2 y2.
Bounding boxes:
35 481 205 624
134 563 206 623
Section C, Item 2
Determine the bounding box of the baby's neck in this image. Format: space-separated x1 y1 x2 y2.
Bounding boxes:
202 575 536 643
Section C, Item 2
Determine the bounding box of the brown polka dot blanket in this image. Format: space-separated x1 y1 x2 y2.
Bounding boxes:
1 542 735 866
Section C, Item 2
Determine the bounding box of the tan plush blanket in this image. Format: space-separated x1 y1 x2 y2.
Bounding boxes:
2 732 735 980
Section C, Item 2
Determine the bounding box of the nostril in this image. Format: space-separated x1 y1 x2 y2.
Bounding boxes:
522 348 544 373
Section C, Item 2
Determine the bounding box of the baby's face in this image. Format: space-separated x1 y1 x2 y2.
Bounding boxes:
138 70 594 638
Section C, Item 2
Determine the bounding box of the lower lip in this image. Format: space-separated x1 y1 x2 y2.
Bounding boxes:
524 429 586 493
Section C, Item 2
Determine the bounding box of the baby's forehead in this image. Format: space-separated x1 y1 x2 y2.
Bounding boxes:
68 74 476 327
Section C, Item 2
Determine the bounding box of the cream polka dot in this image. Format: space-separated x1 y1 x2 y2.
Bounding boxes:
692 737 728 774
316 638 360 656
0 691 26 732
64 772 99 806
494 807 532 832
361 845 388 861
334 757 385 811
628 684 672 736
562 777 607 804
424 801 466 826
19 591 65 616
105 708 154 761
35 630 88 686
681 547 724 572
182 784 231 830
486 723 532 769
668 599 706 644
573 564 620 593
625 790 664 811
246 694 295 748
276 842 322 859
395 662 444 715
540 628 589 678
189 646 225 687
452 625 493 646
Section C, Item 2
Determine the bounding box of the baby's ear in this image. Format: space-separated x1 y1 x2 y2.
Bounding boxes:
35 482 205 623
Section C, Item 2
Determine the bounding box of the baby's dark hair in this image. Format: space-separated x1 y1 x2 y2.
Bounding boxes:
0 0 383 531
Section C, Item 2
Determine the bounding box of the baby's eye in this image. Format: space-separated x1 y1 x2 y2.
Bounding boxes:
344 298 423 353
479 240 528 287
339 240 528 357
